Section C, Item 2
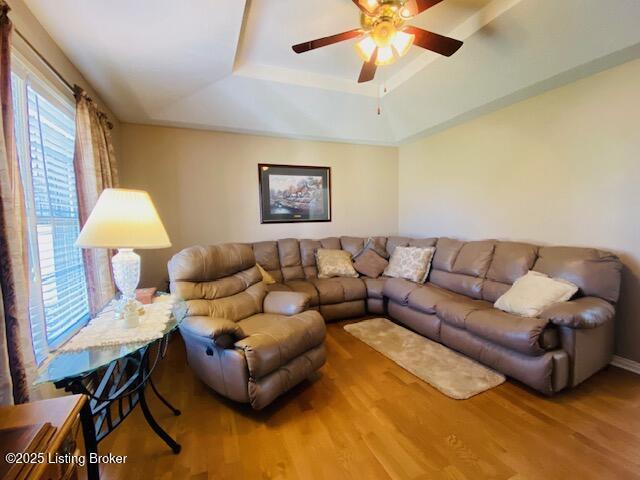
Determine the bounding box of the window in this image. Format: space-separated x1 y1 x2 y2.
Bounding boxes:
11 55 89 363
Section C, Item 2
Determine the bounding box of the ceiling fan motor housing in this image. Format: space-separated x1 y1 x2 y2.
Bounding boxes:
360 1 407 46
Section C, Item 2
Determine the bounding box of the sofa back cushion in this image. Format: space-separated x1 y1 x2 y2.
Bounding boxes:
169 243 255 283
482 241 539 302
340 236 366 257
252 241 282 283
278 238 305 281
430 238 496 299
168 243 265 321
533 246 622 302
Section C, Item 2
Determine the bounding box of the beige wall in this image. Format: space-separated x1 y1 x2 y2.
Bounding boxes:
398 59 640 362
119 124 399 289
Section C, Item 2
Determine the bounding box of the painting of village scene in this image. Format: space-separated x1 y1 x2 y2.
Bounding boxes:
259 165 331 223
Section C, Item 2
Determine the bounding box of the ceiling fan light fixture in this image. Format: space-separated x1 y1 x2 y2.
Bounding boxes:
400 7 412 19
375 45 396 66
371 20 396 48
391 30 414 57
355 35 377 62
365 0 379 11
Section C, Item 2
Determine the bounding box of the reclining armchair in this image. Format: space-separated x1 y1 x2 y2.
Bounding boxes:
168 243 326 409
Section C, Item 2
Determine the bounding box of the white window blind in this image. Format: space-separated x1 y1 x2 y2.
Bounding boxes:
11 56 90 363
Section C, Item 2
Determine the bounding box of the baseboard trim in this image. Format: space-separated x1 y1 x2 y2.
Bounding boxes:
611 356 640 375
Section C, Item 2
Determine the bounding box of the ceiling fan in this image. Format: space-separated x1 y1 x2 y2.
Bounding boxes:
292 0 463 83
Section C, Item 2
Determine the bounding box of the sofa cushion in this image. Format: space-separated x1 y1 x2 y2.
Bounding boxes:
386 236 411 257
252 241 280 271
384 246 435 283
299 239 322 266
284 280 320 307
452 240 495 277
316 249 358 279
465 309 551 355
435 297 492 329
363 277 387 299
432 238 464 271
409 238 438 249
383 277 420 305
265 282 291 293
495 271 578 317
533 246 622 303
278 238 305 281
263 291 310 316
340 236 365 257
353 250 388 278
429 270 484 299
310 277 366 305
487 241 539 284
236 311 325 378
406 283 456 315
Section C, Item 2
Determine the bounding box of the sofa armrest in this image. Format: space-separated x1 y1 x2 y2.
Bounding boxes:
263 291 310 316
180 315 246 349
539 297 615 329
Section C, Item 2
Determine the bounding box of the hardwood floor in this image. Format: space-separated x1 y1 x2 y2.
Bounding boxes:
100 320 640 479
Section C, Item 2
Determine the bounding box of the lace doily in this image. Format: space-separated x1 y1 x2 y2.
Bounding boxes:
59 296 177 353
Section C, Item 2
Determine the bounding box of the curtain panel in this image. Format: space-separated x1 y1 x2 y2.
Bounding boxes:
73 89 119 315
0 3 37 405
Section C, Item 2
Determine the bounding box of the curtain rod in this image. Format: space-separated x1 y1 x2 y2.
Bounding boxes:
13 26 114 129
14 27 74 94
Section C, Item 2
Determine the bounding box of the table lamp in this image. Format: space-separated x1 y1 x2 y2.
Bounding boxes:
76 188 171 328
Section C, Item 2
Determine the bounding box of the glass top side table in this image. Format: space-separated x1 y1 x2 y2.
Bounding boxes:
35 296 188 480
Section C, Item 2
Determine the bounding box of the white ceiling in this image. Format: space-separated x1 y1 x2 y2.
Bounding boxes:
22 0 640 145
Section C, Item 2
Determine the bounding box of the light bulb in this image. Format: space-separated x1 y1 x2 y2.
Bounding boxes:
355 35 377 62
375 46 396 66
391 31 414 57
364 0 378 12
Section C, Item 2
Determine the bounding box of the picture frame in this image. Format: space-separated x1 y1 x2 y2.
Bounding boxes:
258 164 331 223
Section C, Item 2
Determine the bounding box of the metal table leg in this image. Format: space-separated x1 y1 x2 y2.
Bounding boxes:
79 400 100 480
138 386 181 454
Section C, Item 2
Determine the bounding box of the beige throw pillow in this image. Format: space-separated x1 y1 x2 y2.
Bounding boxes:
316 249 359 279
256 263 276 285
494 271 578 317
383 246 435 283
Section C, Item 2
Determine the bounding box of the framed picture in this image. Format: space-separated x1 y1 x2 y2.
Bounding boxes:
258 164 331 223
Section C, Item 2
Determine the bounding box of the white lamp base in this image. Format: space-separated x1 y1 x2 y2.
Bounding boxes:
112 248 142 328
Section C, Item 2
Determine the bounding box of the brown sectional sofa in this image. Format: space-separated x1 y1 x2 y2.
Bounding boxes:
170 235 622 404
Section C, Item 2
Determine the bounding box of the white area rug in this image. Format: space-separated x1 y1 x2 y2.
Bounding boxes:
344 318 505 399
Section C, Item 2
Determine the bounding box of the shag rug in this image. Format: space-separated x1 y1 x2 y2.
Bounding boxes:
344 318 505 399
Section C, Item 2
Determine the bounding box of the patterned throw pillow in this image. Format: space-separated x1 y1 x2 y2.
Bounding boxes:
316 249 359 279
383 246 435 283
353 249 389 278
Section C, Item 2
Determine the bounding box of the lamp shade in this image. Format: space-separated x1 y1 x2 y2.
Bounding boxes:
76 188 171 249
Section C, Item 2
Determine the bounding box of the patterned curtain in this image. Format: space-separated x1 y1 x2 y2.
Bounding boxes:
73 88 119 315
0 3 37 405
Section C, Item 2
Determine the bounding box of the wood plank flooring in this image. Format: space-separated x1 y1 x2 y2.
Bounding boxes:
100 320 640 479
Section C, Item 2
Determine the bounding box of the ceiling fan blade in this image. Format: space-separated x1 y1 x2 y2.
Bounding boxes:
292 29 362 53
403 0 445 17
358 48 378 83
404 26 463 56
